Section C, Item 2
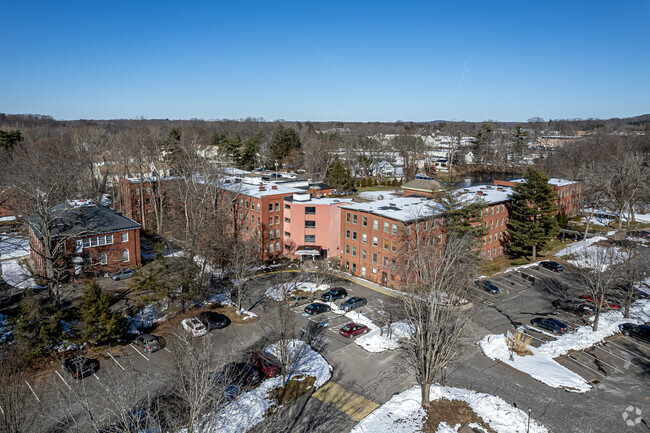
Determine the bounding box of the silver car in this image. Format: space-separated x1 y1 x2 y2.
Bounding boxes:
340 297 367 312
111 268 136 280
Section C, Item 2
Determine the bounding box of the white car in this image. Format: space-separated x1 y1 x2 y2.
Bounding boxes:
181 318 207 337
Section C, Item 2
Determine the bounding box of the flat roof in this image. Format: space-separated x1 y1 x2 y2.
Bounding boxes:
285 196 354 205
341 197 445 223
507 177 580 187
458 185 513 205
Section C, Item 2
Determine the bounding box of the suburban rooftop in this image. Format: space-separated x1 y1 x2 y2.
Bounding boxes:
507 177 580 187
340 196 445 223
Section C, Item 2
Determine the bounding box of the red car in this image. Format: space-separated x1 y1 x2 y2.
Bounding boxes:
339 323 370 338
249 351 281 378
580 295 621 309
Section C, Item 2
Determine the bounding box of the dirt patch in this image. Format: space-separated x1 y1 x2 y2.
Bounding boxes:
213 305 259 324
266 375 316 416
422 399 497 433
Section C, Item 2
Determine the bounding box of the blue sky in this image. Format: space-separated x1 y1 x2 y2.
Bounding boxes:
1 1 648 122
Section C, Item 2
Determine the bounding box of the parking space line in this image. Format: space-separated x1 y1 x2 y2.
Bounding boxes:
0 405 3 415
25 380 40 403
581 351 624 374
592 345 635 365
93 373 102 382
164 347 171 353
55 370 72 390
129 344 150 361
607 340 650 363
108 352 126 371
566 355 606 378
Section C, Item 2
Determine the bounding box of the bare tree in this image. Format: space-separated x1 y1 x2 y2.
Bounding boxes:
0 346 38 433
614 244 642 319
606 153 650 230
398 233 478 405
394 135 425 182
578 161 611 239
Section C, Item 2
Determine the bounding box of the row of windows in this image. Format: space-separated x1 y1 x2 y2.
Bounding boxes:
268 241 280 251
482 246 502 258
134 198 151 206
482 204 506 216
87 249 130 265
345 232 442 247
76 233 126 249
483 231 506 244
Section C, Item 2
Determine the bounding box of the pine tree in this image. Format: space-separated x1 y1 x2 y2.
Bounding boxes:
326 157 355 192
13 295 64 360
437 175 487 244
78 280 126 345
270 123 301 162
507 168 560 259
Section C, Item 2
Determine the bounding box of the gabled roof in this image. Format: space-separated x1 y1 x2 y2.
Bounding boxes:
29 202 141 241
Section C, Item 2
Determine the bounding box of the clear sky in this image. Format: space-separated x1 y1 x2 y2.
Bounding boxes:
1 1 649 122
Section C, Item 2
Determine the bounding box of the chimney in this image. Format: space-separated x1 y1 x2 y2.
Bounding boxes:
259 182 266 191
476 191 483 195
497 187 503 191
272 185 278 190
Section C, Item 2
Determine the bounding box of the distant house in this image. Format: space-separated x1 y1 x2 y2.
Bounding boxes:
464 151 475 165
370 161 398 177
402 179 442 198
28 200 141 279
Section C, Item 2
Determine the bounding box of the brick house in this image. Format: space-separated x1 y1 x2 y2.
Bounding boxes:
493 177 582 217
118 176 181 230
28 200 141 279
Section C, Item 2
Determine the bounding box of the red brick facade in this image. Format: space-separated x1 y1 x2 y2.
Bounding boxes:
493 178 582 217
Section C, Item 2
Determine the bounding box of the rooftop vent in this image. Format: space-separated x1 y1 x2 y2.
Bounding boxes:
293 193 311 202
476 191 483 195
497 187 503 191
259 182 266 191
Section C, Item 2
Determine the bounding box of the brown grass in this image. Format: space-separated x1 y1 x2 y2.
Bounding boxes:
507 332 533 356
478 238 570 276
265 375 316 416
422 399 496 433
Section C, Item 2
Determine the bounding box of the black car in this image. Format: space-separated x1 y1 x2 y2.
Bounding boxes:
531 318 568 334
304 302 331 315
627 230 650 240
198 311 230 330
63 357 100 379
477 280 500 294
222 362 261 387
540 261 564 272
619 323 650 343
321 288 347 302
552 299 594 316
340 297 367 312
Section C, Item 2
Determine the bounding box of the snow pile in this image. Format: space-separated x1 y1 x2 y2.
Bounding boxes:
351 384 548 433
636 276 650 296
479 334 591 393
355 318 414 353
265 281 330 300
0 236 30 259
358 190 399 201
539 299 650 358
204 340 331 433
0 313 13 343
206 291 258 320
0 236 39 289
555 235 606 257
126 302 169 334
555 235 626 271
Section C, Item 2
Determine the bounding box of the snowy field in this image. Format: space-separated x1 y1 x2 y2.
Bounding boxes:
358 190 400 201
479 299 650 392
189 340 332 433
351 384 548 433
0 235 38 289
265 281 330 300
554 234 625 271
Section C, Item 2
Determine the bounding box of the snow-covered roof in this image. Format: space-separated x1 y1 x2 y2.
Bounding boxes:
458 185 513 205
341 197 445 223
221 178 304 198
285 195 354 206
507 177 580 187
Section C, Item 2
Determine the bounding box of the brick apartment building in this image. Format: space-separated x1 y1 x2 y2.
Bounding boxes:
28 200 141 279
118 176 180 230
282 193 353 260
493 177 582 217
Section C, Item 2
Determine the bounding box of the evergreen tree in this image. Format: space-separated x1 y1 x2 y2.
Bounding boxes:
0 129 23 150
240 135 260 170
507 168 560 258
13 295 64 359
161 127 182 172
437 175 487 244
512 124 528 159
78 280 126 345
270 123 301 162
472 123 494 165
326 157 355 192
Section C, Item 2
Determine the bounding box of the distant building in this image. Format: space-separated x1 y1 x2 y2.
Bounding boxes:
402 179 442 198
28 200 141 279
493 177 582 217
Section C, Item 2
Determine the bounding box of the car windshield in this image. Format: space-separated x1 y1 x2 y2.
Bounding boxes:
341 325 351 331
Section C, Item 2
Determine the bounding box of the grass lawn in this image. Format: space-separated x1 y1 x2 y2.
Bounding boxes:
356 185 399 192
479 238 569 276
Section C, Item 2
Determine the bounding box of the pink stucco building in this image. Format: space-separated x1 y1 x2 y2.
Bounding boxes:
282 193 353 260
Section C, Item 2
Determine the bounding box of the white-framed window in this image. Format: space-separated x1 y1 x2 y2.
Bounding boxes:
99 253 107 265
121 249 129 262
275 203 280 211
384 222 389 233
270 231 274 239
373 236 378 247
269 243 274 251
373 219 379 230
257 203 260 212
275 229 280 238
121 232 128 243
275 241 279 251
392 223 397 234
305 235 316 243
362 233 367 243
82 235 114 249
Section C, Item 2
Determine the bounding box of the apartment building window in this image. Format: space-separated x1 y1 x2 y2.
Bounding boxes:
501 204 505 212
373 236 378 247
346 212 350 222
499 246 503 254
483 236 487 245
438 234 442 243
391 240 396 252
240 199 243 207
276 241 280 251
345 261 350 270
493 247 496 256
372 267 377 274
362 233 367 243
406 225 410 235
496 204 499 214
372 253 377 263
136 210 141 218
391 259 396 270
352 246 357 257
285 203 290 209
135 198 140 206
269 217 274 225
79 235 114 249
275 229 280 238
362 250 366 260
383 257 389 267
251 215 255 223
99 253 107 265
383 239 389 250
352 263 356 273
487 249 491 258
353 214 357 225
269 203 273 212
135 188 139 195
269 243 274 252
362 216 367 227
275 216 280 224
384 222 389 233
346 229 350 238
361 266 366 277
373 219 378 230
276 203 280 211
270 231 274 239
352 231 357 240
392 223 397 235
145 198 150 205
438 218 444 228
423 220 427 230
122 249 129 262
257 203 260 212
121 233 128 242
305 235 315 243
257 217 260 226
284 231 290 237
346 245 350 254
284 217 290 223
305 220 316 228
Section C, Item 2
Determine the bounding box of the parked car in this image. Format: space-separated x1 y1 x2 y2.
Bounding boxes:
198 311 229 330
222 362 261 387
552 299 594 316
111 268 136 281
477 280 500 294
340 297 367 312
580 294 621 309
531 318 568 334
304 302 331 315
539 261 564 272
134 334 161 353
63 357 100 379
287 295 312 307
339 323 370 338
613 239 637 248
627 230 650 240
181 318 208 337
619 323 650 343
213 373 243 401
321 288 348 302
249 351 281 378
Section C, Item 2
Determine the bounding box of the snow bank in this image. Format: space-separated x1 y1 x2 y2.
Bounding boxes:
479 334 591 393
202 340 331 433
265 281 330 300
555 235 626 271
0 236 30 260
354 318 414 353
206 291 258 320
0 313 13 343
351 384 548 433
555 235 606 257
126 302 169 334
0 236 39 289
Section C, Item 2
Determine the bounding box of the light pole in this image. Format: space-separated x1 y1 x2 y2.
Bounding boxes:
275 160 278 179
527 408 531 432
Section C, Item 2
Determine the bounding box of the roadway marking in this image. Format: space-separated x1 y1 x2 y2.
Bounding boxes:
607 340 650 363
312 381 379 422
580 351 624 374
129 344 150 361
55 370 72 390
566 355 606 378
0 405 3 415
164 347 171 353
108 352 126 371
25 380 40 403
93 373 102 382
592 345 635 366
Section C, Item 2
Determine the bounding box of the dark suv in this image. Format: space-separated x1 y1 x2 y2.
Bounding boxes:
619 323 650 343
321 288 347 301
477 280 500 294
199 311 229 330
540 261 564 272
63 357 100 379
304 302 331 315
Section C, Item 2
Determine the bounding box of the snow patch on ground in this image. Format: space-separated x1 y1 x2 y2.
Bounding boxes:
479 334 591 393
555 235 626 271
0 313 13 343
201 340 331 433
0 236 39 289
126 302 169 334
555 235 606 257
351 384 548 433
206 290 258 320
358 190 400 201
265 281 330 300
